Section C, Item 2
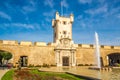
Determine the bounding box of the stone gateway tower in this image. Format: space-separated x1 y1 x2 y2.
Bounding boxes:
52 12 76 66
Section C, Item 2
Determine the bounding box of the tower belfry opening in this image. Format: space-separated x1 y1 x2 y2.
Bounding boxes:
52 11 76 66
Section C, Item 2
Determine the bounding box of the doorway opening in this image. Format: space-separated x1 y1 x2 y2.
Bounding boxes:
62 56 69 66
108 53 120 66
20 56 28 67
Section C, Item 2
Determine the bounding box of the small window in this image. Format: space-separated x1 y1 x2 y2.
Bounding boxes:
63 31 67 35
63 21 66 25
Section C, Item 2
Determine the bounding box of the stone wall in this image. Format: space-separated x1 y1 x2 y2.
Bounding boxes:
0 40 55 66
0 40 120 66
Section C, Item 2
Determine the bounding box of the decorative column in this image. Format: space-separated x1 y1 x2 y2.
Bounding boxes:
71 50 76 66
56 50 62 66
73 51 76 66
71 51 73 66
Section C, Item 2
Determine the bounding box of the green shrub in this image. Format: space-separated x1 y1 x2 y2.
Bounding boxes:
35 65 42 67
28 64 34 67
77 64 84 66
42 63 50 67
50 64 56 67
84 64 89 66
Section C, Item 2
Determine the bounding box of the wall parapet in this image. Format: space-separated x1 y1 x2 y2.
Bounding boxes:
34 42 46 46
78 44 94 48
47 43 56 46
77 44 120 49
0 40 120 49
0 40 18 45
20 41 32 46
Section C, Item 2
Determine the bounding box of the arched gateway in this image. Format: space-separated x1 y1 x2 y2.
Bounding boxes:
108 53 120 66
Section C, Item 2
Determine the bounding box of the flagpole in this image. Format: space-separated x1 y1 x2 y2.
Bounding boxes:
61 1 63 16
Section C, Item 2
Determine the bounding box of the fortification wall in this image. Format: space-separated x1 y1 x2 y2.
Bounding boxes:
0 40 55 66
0 40 120 66
76 44 120 66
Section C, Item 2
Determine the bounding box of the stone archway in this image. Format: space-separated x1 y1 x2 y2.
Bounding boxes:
108 53 120 66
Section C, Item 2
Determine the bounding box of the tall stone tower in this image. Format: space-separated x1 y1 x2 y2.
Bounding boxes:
52 11 74 43
52 12 76 66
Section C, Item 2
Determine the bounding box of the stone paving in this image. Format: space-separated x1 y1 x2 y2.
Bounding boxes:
39 66 120 80
0 69 8 80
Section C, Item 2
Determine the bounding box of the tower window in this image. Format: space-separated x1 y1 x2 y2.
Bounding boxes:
63 21 66 25
63 31 67 35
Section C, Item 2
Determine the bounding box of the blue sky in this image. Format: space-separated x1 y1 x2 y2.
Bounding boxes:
0 0 120 45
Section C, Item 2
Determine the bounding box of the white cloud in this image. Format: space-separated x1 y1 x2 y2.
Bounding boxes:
85 4 108 15
79 0 92 4
0 11 11 21
61 0 69 8
43 10 55 17
43 10 56 22
22 0 37 13
2 23 40 29
22 6 36 12
44 0 54 8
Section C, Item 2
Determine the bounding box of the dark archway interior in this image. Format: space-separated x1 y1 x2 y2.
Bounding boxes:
108 53 120 66
62 56 69 66
20 56 28 67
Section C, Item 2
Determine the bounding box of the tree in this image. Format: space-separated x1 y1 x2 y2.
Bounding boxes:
4 52 12 64
0 51 12 65
0 51 4 65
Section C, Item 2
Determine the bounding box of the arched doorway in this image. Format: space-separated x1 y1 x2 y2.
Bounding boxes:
108 53 120 66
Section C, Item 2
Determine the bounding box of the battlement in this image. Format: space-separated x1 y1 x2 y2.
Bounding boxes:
47 43 56 46
55 11 73 22
0 40 18 45
20 41 33 46
0 40 50 47
78 44 120 49
0 40 120 49
34 42 47 46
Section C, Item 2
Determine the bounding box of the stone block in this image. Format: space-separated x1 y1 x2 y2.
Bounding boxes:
2 40 18 45
81 44 90 48
103 46 111 49
20 41 32 46
114 46 120 49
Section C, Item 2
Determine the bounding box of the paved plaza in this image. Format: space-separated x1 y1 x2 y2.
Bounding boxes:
0 69 8 80
39 66 120 80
